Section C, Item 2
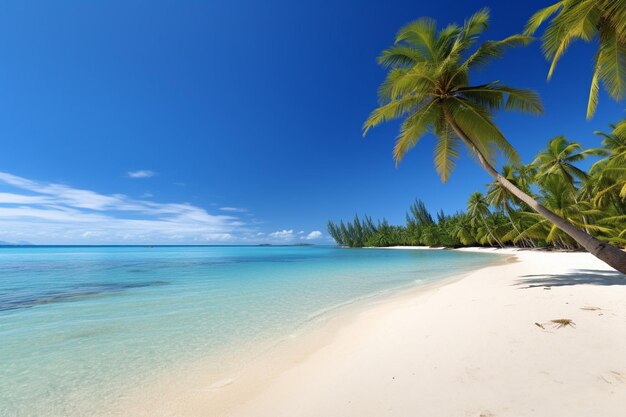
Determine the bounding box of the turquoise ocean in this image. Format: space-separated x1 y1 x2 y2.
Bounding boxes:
0 246 501 416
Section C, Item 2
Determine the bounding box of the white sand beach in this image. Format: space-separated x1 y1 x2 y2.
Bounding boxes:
219 248 626 417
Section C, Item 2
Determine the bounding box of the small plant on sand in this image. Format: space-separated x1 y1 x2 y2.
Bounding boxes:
551 318 575 329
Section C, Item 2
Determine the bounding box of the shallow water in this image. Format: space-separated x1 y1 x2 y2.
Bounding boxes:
0 245 501 416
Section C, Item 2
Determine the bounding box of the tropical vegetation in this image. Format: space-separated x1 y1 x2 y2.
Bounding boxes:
343 7 626 273
329 125 626 250
525 0 626 119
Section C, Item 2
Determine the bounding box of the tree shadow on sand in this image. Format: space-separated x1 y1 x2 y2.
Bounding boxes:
516 269 626 288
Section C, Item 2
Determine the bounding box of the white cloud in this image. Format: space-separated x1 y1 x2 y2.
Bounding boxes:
269 229 295 240
219 207 247 213
304 230 322 240
127 170 156 178
0 171 250 244
266 229 322 242
0 172 329 245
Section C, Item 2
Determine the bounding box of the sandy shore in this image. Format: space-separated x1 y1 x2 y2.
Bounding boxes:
222 248 626 417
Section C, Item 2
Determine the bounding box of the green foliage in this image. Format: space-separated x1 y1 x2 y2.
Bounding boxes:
327 215 378 247
525 0 626 118
336 7 626 278
363 8 541 182
328 124 626 250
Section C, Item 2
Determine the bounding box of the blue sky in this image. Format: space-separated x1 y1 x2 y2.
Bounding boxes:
0 0 623 244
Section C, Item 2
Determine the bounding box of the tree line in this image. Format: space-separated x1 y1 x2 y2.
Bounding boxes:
328 125 626 249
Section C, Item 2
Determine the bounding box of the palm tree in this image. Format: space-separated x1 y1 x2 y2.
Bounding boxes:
589 123 626 205
406 199 436 227
532 135 597 191
525 0 626 118
467 192 491 220
486 166 536 248
477 212 511 247
370 221 395 247
531 135 598 233
453 215 478 246
513 164 538 195
517 178 610 249
363 9 626 272
467 192 504 247
486 165 517 213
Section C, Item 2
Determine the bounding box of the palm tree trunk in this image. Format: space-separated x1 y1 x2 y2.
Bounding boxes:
504 209 535 248
482 218 504 248
445 114 626 274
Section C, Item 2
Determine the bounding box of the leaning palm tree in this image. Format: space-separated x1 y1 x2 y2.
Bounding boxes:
525 0 626 118
363 9 626 272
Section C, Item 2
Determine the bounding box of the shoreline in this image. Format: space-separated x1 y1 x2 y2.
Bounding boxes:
223 247 625 417
118 247 626 417
118 247 508 417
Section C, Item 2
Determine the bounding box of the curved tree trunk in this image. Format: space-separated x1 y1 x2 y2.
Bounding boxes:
492 168 626 273
445 114 626 274
504 208 535 248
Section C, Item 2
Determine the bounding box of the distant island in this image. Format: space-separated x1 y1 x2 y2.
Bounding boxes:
258 243 314 247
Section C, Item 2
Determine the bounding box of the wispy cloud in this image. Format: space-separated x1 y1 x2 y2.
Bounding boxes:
219 207 247 213
0 172 248 244
127 170 156 178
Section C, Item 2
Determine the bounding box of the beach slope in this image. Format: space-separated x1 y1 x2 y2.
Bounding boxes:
229 249 626 417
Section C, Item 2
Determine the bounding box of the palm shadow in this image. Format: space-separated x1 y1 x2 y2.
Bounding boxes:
516 269 626 288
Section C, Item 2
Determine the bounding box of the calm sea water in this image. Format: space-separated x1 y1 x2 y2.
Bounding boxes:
0 246 501 416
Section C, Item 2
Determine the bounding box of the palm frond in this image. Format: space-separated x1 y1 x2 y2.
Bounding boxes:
363 96 423 136
376 67 433 101
392 101 439 163
587 58 601 118
450 98 520 164
461 35 534 70
499 86 544 114
457 84 543 114
524 1 566 35
596 27 626 100
433 121 460 182
395 18 437 60
614 119 626 137
462 8 490 41
377 45 425 68
528 0 626 118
